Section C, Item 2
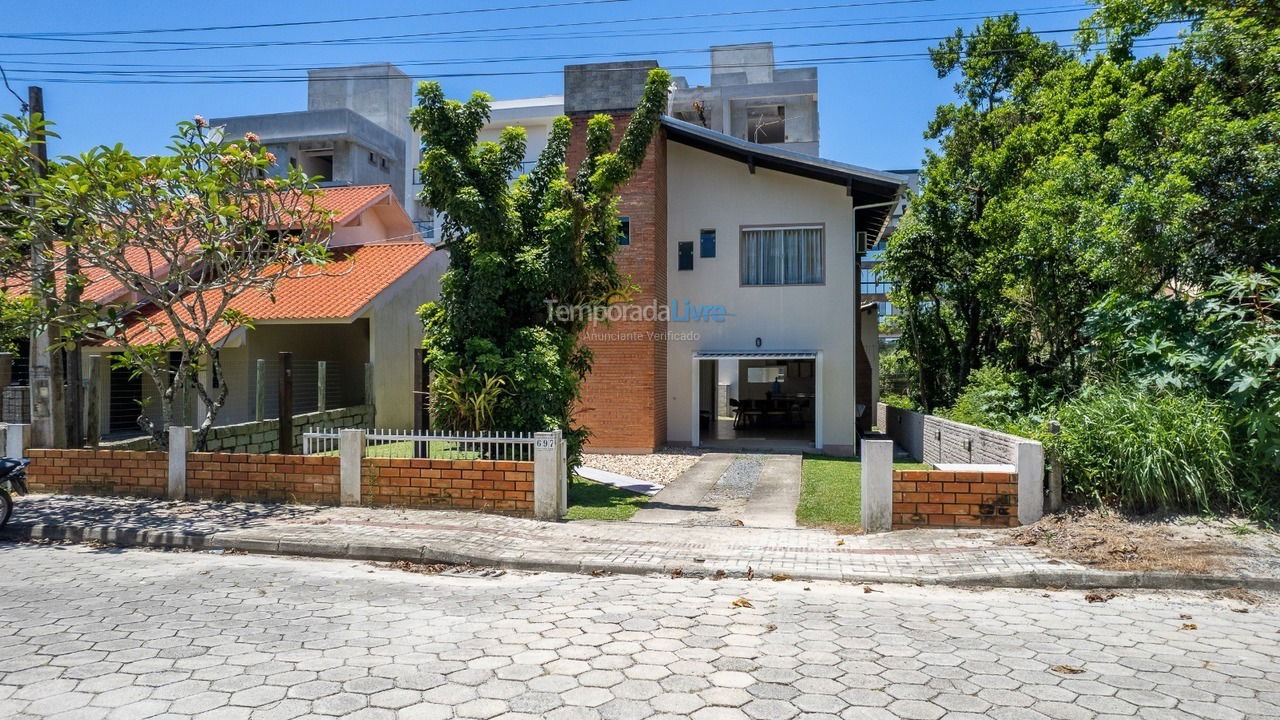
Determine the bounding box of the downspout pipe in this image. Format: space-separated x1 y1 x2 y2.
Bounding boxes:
851 199 900 456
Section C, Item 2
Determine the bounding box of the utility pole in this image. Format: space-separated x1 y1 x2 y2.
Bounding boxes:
26 86 66 449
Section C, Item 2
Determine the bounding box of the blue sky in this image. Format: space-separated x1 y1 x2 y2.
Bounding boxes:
0 0 1113 170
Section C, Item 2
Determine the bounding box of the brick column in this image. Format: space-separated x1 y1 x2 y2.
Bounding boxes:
567 114 669 452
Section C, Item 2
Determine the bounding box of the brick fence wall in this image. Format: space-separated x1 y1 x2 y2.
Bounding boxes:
23 448 535 516
26 449 168 498
362 458 535 515
892 469 1018 529
186 453 341 505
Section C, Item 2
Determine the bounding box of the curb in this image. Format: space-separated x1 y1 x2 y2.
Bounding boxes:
5 522 1279 593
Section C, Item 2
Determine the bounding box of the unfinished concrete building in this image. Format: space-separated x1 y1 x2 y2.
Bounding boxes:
669 43 820 156
212 64 431 235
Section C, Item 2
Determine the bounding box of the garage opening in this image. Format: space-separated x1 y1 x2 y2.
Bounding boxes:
692 351 822 452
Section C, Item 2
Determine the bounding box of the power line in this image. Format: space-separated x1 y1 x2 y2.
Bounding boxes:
0 4 1089 72
0 24 1109 80
0 36 1182 86
5 0 637 39
0 64 30 112
0 0 947 56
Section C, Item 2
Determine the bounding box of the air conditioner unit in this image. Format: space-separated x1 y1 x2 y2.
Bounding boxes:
856 231 874 253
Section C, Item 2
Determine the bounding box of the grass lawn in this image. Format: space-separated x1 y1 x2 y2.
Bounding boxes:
797 454 929 532
316 440 484 460
564 476 649 521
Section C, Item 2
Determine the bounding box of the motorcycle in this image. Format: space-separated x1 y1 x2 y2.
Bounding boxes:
0 457 29 529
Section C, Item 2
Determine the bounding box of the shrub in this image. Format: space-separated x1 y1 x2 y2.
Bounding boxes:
1047 384 1236 513
943 366 1031 430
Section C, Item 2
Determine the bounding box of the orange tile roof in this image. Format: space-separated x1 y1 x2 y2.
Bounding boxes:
4 185 399 305
108 241 433 347
314 185 393 225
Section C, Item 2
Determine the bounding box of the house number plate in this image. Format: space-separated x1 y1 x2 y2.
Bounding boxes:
535 438 556 449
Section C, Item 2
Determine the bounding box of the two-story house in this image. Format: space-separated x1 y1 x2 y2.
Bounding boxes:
559 61 904 456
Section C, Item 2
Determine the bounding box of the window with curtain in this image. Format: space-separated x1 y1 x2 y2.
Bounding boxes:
740 226 824 285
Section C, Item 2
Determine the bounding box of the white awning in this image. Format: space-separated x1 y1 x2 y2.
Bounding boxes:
693 351 818 360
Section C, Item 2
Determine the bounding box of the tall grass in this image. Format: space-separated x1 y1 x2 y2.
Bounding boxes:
1047 385 1236 513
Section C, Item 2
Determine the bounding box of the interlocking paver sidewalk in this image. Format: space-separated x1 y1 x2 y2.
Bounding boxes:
5 494 1280 590
4 544 1278 720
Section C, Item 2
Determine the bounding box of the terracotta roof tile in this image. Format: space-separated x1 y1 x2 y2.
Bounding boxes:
314 185 393 225
4 185 397 304
108 241 433 347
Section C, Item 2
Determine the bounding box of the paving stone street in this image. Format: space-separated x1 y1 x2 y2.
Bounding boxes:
2 544 1278 719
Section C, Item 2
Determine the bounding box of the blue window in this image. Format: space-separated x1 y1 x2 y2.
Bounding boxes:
700 229 716 258
618 216 630 245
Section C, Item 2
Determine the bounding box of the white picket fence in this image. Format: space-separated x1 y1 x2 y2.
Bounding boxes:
301 428 536 462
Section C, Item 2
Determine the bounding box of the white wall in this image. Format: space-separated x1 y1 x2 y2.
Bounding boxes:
665 143 856 453
366 252 445 427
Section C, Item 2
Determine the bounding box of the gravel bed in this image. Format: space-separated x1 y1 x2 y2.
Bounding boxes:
579 447 704 486
687 455 764 527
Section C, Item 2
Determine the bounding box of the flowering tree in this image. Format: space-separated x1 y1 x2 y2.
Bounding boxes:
40 118 337 448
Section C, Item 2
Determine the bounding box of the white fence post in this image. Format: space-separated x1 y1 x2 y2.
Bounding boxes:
3 423 29 458
1016 440 1045 525
168 426 190 501
339 429 364 506
860 438 894 533
534 431 560 521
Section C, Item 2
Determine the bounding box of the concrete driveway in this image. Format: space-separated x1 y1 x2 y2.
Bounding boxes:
630 453 803 528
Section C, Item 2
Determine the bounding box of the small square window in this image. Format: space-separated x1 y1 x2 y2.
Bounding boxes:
678 241 694 271
618 216 630 245
700 229 716 258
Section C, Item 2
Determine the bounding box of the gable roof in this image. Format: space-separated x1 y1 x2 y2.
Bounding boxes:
659 115 906 242
109 241 433 347
316 184 396 226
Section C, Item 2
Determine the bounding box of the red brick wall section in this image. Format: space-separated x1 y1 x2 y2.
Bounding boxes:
26 449 533 515
186 453 341 506
25 449 168 498
361 458 534 515
892 470 1018 529
569 113 669 453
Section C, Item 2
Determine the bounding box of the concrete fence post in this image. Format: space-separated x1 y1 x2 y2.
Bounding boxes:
533 431 560 521
860 438 894 533
1046 421 1063 513
3 423 28 458
255 358 266 422
338 429 364 506
317 361 327 413
167 426 190 501
1016 440 1045 525
556 429 567 517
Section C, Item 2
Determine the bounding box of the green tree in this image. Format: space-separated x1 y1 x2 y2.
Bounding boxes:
883 1 1280 413
411 68 670 466
880 14 1072 409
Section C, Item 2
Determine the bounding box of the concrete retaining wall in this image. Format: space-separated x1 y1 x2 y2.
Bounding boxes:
102 405 374 452
877 403 1021 466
